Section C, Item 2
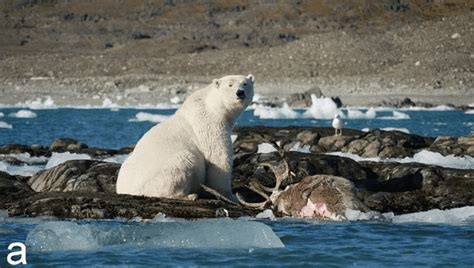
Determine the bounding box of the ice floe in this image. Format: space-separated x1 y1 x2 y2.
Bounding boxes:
9 109 37 118
26 219 284 251
378 111 410 120
327 150 474 170
253 103 300 119
345 108 376 119
0 112 3 117
0 121 12 129
345 206 474 225
303 95 339 119
129 112 171 123
465 110 474 114
45 152 92 169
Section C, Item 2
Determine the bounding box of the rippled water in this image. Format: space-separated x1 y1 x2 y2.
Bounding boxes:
0 107 472 149
0 218 473 266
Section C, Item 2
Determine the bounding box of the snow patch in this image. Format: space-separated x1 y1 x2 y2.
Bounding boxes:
45 152 92 169
257 143 277 154
380 127 410 133
327 150 474 170
129 112 171 123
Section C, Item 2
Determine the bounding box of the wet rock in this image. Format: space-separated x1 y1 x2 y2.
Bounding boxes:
0 144 50 157
28 160 119 193
50 138 87 151
274 175 368 219
429 135 474 156
318 135 353 152
0 171 33 206
5 191 258 219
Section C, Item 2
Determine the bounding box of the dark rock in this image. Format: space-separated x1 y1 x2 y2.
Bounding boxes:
28 160 119 193
5 191 257 219
0 171 33 207
331 96 343 108
49 138 86 151
0 144 50 157
132 31 151 39
429 135 474 157
287 87 323 107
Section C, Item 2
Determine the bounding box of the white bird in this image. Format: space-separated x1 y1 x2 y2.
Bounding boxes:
332 114 342 136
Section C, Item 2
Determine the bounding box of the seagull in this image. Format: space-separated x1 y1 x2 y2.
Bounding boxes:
332 114 342 136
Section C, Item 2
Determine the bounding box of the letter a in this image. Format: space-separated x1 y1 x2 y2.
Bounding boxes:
7 242 27 265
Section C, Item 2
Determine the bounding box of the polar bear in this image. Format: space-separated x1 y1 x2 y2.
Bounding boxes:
116 74 255 201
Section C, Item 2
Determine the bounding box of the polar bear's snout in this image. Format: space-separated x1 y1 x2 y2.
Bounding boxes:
236 89 246 100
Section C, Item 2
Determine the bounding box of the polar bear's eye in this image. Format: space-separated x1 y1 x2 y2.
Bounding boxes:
243 83 247 86
229 84 233 87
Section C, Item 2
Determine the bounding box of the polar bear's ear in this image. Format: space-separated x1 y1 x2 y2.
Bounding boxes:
213 78 220 88
247 74 255 83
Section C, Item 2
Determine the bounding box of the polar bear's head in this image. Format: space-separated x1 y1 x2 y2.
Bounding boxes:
212 74 255 115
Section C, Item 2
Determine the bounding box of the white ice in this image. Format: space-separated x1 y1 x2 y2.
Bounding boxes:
327 150 474 170
45 152 92 169
378 111 410 120
0 121 12 129
102 98 120 108
129 112 171 123
346 207 474 224
0 112 3 117
257 143 277 153
380 127 410 133
303 95 339 119
26 219 284 252
253 103 300 119
465 110 474 114
345 108 376 119
289 142 311 153
23 96 56 109
103 154 129 164
0 161 44 176
9 109 37 118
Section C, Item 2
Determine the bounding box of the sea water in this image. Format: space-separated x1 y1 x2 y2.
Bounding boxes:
0 106 473 266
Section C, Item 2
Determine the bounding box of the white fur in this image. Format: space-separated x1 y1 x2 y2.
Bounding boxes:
116 75 255 200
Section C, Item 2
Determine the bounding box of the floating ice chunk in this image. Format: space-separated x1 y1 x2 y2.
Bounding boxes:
26 219 284 252
465 110 474 114
45 152 91 169
253 103 300 119
256 209 276 221
0 160 44 176
381 127 410 133
0 121 12 129
0 112 3 117
258 143 277 154
103 154 129 164
379 111 410 120
345 108 376 119
9 109 37 118
129 112 171 123
361 128 370 132
392 206 474 224
289 142 311 153
344 209 393 221
303 95 338 119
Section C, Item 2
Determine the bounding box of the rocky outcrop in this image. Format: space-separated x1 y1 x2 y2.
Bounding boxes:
28 160 119 193
429 135 474 156
1 127 472 220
